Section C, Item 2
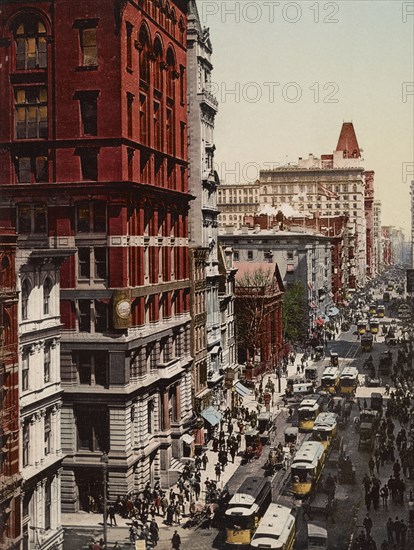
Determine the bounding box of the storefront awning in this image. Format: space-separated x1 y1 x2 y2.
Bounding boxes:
234 381 253 397
200 406 222 426
210 345 221 355
182 434 195 445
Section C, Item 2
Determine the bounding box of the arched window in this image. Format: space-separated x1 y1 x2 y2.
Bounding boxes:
43 277 53 315
14 17 47 70
171 9 177 38
165 3 171 33
0 255 11 288
153 37 163 92
138 25 150 84
166 48 176 99
178 17 185 43
21 279 31 320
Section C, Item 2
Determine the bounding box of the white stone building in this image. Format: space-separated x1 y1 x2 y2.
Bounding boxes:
17 246 71 550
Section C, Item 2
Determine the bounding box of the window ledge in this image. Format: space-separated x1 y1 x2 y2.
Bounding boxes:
126 66 133 74
76 65 98 72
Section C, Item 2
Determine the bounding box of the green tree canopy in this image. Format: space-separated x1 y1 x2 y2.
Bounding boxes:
283 282 307 344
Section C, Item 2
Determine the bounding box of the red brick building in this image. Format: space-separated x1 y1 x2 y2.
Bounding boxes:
0 0 192 515
234 262 284 379
0 227 21 549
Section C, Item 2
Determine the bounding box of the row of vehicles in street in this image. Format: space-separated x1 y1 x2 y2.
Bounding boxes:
224 476 327 549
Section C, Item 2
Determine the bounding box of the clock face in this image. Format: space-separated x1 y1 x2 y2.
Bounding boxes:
116 300 131 319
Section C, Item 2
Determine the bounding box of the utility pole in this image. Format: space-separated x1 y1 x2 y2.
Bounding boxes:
101 452 109 549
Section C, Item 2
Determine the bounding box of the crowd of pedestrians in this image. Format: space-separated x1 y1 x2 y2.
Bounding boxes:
352 351 414 550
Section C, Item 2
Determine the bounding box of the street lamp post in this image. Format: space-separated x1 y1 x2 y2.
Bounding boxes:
101 452 109 549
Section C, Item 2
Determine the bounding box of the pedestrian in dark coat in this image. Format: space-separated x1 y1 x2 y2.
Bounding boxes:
363 513 373 536
172 530 181 550
386 517 394 543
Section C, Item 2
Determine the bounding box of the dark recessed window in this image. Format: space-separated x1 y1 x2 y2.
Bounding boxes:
80 150 98 180
80 95 97 135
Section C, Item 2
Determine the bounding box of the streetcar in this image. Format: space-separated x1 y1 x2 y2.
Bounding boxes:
357 321 367 335
330 352 339 367
377 305 385 318
320 366 340 394
311 412 338 451
361 333 373 352
250 503 296 550
291 440 325 497
370 318 380 334
297 394 324 432
225 477 272 547
369 303 377 315
339 366 359 395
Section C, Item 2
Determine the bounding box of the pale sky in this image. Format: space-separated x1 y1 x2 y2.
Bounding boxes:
200 0 414 235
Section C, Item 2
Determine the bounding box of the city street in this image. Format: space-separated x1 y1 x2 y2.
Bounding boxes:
63 304 414 550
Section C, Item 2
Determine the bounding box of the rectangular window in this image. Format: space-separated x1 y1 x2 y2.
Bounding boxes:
154 101 161 150
80 95 97 135
180 121 185 158
80 27 97 66
17 157 31 183
94 300 108 332
33 204 47 233
78 300 91 332
75 351 108 387
45 481 51 530
127 149 134 181
78 351 91 383
44 345 51 383
179 65 185 105
166 108 174 154
23 422 30 467
76 203 90 232
15 87 48 139
78 248 90 279
44 412 51 455
93 202 106 232
139 94 148 144
126 23 133 69
80 150 98 180
127 93 133 138
94 247 107 279
22 352 29 391
76 405 108 451
247 250 253 260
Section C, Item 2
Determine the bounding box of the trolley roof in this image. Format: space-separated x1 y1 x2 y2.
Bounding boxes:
321 367 340 379
291 441 324 469
250 503 295 549
313 412 338 431
340 366 359 378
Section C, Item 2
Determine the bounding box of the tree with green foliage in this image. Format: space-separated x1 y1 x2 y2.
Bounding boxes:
283 282 307 344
